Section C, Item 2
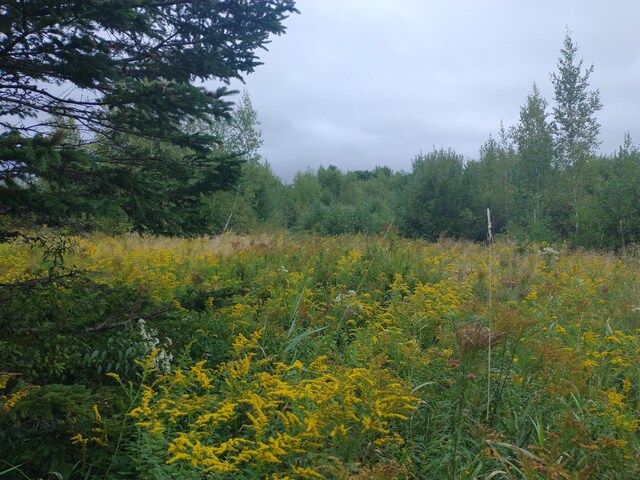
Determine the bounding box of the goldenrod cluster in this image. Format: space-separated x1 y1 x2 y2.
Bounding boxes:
128 330 418 478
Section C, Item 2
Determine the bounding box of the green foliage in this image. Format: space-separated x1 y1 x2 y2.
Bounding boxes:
464 131 517 239
0 383 106 479
201 190 259 234
0 275 157 385
286 165 399 235
551 31 602 169
0 234 167 385
4 22 639 248
400 148 469 240
0 1 297 234
1 1 297 150
547 31 604 240
0 126 121 227
511 83 556 241
587 136 640 249
92 132 243 235
201 92 264 164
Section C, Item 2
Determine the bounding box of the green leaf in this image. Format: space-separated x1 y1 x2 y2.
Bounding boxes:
283 326 327 355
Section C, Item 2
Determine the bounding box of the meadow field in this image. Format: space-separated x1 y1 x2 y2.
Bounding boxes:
1 232 639 479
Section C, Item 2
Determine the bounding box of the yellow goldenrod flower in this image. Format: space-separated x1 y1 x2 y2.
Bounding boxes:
70 433 89 446
92 403 102 422
1 387 32 412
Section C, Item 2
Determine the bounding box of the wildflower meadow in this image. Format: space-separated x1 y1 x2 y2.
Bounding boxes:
1 232 639 478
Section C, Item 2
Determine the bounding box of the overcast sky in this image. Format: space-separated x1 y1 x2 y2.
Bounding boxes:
232 1 640 182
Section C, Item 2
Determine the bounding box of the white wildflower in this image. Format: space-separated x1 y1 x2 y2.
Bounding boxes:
138 318 173 373
541 247 559 260
334 290 356 303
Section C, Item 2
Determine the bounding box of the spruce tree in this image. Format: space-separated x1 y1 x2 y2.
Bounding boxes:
0 1 297 148
0 0 297 231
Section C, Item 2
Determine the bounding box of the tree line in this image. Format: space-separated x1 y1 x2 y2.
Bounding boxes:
1 14 638 249
210 32 639 250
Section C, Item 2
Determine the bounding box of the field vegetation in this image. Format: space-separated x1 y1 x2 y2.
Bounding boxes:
3 3 640 478
1 232 639 478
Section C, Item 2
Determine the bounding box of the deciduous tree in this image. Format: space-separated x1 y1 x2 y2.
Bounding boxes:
550 32 602 237
550 32 602 170
400 148 469 240
512 83 555 238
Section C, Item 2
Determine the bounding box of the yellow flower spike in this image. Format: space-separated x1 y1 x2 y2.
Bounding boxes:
149 422 166 434
287 360 304 372
166 452 194 466
329 424 348 438
622 378 632 395
92 403 102 422
291 466 326 479
361 415 373 430
172 299 188 312
70 433 89 446
227 354 254 380
189 360 213 389
135 348 161 370
0 373 19 389
273 362 288 375
581 331 598 345
1 387 32 412
610 356 630 367
128 385 154 418
303 415 323 437
195 399 237 427
606 389 625 409
232 328 265 354
277 410 303 429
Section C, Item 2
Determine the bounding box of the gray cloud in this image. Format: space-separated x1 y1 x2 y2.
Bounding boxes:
228 0 640 182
